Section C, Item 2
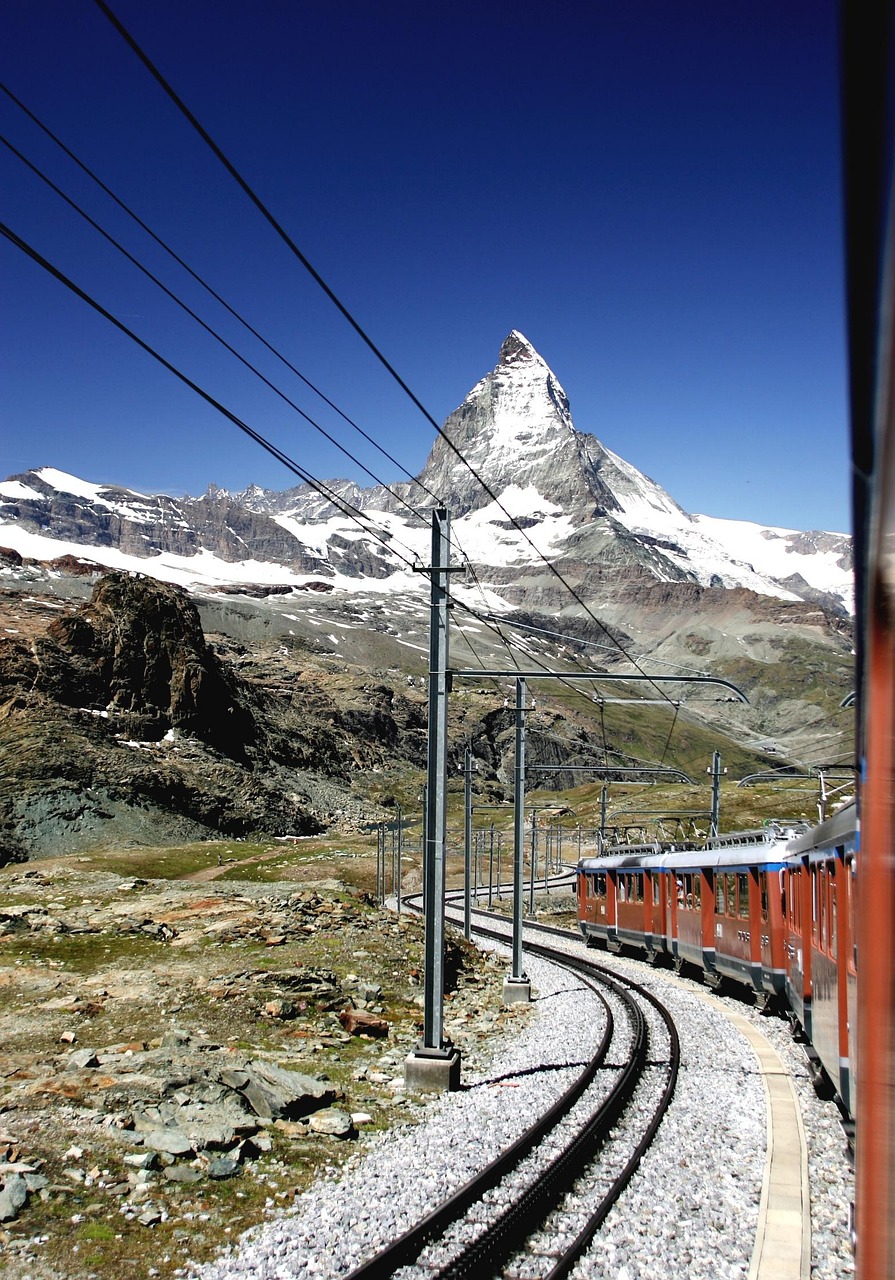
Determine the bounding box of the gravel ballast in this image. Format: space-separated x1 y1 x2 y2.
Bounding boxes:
187 928 855 1280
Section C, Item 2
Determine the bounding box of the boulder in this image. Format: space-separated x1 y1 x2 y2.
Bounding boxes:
308 1109 354 1138
0 1173 29 1221
237 1060 336 1120
339 1009 389 1038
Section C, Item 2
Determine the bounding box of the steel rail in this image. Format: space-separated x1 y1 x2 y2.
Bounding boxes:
343 962 616 1280
482 924 681 1280
429 949 649 1280
352 899 679 1280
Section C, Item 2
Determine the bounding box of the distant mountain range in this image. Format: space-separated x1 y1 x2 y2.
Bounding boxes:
0 331 852 616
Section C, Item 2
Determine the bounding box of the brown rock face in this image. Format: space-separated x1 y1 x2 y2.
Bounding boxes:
38 573 253 755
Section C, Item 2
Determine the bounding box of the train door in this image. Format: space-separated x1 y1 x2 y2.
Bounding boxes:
747 867 763 993
846 854 857 1120
606 870 619 950
784 863 803 1019
834 849 853 1116
649 870 666 958
811 857 841 1099
701 868 718 981
666 871 678 958
759 867 786 997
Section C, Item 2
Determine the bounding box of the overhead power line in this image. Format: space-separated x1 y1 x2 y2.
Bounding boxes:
1 213 656 728
0 218 602 700
0 220 420 573
0 130 432 528
90 0 683 718
3 226 687 777
0 79 441 507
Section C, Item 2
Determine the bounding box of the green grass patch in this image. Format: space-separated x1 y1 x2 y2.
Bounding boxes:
77 1221 117 1241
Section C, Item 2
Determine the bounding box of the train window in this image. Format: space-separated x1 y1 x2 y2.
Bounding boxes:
760 874 769 923
596 872 606 896
693 875 701 908
716 877 725 913
830 878 838 960
620 873 641 904
653 876 661 906
726 874 737 918
737 873 750 919
811 868 819 942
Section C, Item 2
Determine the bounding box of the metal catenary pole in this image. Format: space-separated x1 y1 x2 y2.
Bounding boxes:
511 677 528 983
709 751 723 837
488 824 495 908
396 803 403 914
421 509 451 1052
463 746 472 940
529 807 537 914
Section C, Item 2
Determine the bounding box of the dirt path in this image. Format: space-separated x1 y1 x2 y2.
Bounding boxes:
181 845 298 883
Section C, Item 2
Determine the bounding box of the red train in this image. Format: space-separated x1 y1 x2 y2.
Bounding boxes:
576 804 858 1117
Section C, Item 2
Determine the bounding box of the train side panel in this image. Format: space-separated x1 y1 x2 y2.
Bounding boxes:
784 862 812 1039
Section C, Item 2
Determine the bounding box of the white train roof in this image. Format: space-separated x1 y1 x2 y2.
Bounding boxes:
578 823 807 875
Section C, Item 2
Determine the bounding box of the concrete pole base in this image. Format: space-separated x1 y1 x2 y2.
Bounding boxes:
404 1046 462 1093
503 975 532 1004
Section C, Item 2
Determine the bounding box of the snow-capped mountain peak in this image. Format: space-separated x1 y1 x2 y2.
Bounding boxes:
0 333 853 613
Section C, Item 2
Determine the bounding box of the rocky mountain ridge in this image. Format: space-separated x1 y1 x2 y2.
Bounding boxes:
0 333 856 837
0 332 852 614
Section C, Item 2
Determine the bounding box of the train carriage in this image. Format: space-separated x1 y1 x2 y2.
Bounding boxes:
577 825 798 1002
786 804 858 1116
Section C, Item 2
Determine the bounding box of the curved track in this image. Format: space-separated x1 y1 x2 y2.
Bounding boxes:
346 897 680 1280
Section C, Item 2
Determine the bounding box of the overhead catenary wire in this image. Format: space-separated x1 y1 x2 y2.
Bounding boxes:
466 609 719 678
0 209 647 731
91 0 683 715
0 220 426 576
0 79 443 509
4 100 639 714
0 128 434 532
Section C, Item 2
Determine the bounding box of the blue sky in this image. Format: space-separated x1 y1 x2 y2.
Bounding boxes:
1 1 848 531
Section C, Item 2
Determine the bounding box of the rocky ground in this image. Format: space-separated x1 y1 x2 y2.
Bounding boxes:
0 859 532 1279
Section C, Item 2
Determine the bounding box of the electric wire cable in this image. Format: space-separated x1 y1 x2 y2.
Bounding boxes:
0 78 442 508
90 0 686 709
0 220 427 577
448 547 656 707
467 610 718 677
658 702 681 767
6 28 686 763
1 210 628 722
0 129 433 531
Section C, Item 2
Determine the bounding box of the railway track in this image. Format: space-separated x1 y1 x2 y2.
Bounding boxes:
346 897 680 1280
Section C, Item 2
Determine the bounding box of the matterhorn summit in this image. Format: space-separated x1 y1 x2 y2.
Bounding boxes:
414 331 687 529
